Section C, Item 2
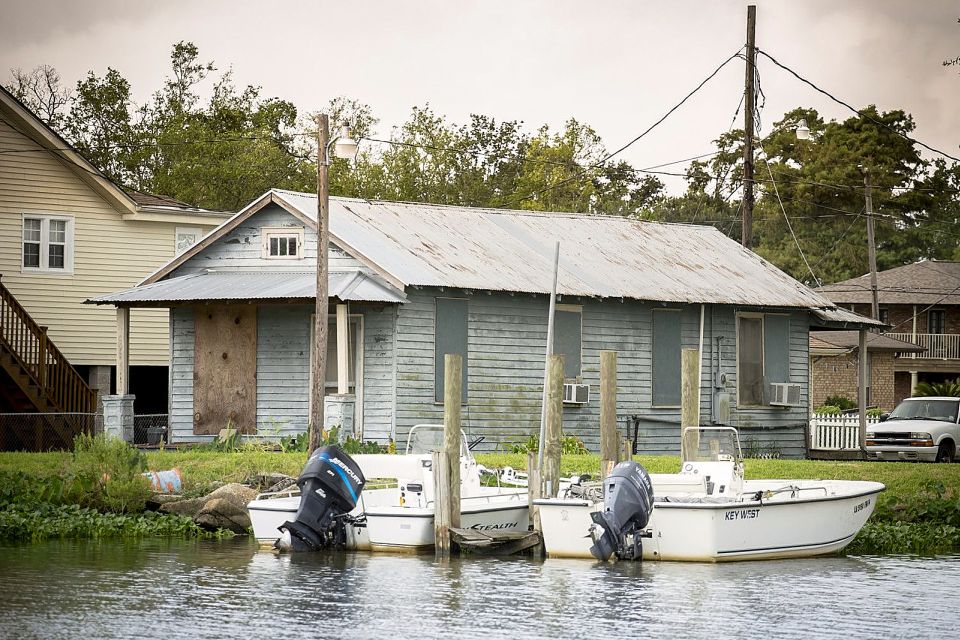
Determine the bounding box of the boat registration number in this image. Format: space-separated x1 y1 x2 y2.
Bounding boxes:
724 508 760 521
853 498 871 514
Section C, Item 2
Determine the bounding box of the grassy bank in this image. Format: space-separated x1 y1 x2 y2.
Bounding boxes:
1 446 958 553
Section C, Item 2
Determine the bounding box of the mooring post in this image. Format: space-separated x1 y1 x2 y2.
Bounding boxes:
435 353 462 556
527 450 542 532
542 354 564 498
680 347 700 460
599 350 618 479
622 438 633 463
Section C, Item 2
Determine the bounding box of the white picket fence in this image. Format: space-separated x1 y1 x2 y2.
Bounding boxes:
809 413 880 451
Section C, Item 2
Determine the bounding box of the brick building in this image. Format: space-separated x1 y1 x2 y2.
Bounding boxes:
810 331 923 411
817 260 960 405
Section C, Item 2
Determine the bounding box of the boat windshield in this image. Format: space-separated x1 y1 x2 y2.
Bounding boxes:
888 399 959 423
405 424 469 457
681 427 741 463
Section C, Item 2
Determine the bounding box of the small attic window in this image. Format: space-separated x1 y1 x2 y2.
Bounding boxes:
262 227 304 259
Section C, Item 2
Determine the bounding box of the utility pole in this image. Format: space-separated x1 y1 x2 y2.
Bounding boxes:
864 169 880 320
309 113 331 455
741 4 757 249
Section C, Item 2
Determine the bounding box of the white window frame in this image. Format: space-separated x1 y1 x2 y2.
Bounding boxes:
261 227 305 260
21 214 74 274
736 312 765 407
175 227 203 256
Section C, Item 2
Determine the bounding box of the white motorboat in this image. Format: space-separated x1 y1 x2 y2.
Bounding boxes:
535 427 884 562
248 424 528 552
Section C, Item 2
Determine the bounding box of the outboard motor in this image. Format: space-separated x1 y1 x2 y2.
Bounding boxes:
279 445 366 552
589 461 654 562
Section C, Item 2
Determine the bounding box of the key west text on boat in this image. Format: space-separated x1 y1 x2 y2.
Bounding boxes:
247 425 528 552
535 427 885 562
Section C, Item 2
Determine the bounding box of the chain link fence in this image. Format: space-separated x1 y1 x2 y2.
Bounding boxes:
134 414 168 446
0 412 101 452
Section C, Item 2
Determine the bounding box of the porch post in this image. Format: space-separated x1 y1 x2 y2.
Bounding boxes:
858 330 868 451
336 303 349 394
116 306 130 396
910 371 919 396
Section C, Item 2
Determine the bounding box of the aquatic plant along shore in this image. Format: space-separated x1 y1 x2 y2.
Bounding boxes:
1 440 958 554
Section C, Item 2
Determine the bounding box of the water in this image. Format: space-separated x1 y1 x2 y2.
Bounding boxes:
0 539 956 640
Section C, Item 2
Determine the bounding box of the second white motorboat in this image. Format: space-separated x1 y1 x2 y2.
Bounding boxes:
535 427 884 562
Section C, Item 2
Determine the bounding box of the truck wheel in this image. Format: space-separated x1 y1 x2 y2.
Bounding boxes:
935 441 955 463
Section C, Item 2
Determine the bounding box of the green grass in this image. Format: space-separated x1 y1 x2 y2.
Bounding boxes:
3 449 959 553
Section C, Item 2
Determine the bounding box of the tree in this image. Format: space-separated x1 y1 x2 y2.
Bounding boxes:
4 65 71 130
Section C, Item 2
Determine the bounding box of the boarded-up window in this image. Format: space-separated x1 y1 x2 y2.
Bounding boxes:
435 298 468 403
553 307 582 379
763 315 790 385
738 316 764 406
193 305 257 434
652 309 682 406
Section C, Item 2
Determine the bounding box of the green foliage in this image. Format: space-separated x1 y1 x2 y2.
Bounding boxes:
507 433 590 455
913 379 960 397
70 434 152 513
815 405 842 415
314 426 383 454
866 407 884 417
825 395 858 411
0 503 229 543
741 438 782 459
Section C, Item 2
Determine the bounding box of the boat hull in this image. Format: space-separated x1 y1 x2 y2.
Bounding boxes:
365 496 528 552
536 480 884 562
248 491 529 553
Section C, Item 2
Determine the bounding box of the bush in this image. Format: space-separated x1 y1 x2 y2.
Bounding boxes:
913 379 960 398
825 395 857 411
508 434 589 455
71 434 152 513
815 405 841 415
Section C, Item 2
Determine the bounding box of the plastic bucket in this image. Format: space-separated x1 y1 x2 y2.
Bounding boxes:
143 468 182 493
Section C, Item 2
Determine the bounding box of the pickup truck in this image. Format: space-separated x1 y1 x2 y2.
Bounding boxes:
865 396 959 463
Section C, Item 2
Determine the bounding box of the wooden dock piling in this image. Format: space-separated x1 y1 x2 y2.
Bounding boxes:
600 350 618 479
542 354 564 498
680 347 700 459
434 353 462 556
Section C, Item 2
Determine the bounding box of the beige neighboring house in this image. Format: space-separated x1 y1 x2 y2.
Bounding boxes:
0 85 229 448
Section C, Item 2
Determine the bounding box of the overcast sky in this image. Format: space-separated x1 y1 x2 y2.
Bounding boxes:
2 0 958 192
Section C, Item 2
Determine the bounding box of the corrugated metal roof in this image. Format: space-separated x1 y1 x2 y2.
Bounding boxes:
271 189 840 308
811 306 884 328
88 270 406 305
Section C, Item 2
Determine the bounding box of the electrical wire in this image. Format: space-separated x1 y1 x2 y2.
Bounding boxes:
757 48 960 164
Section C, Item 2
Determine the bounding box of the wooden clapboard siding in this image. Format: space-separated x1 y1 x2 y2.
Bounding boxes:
176 203 361 275
169 307 198 442
0 118 220 367
391 289 810 458
361 304 396 442
256 305 310 437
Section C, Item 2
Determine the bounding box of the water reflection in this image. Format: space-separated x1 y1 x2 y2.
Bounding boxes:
0 540 955 640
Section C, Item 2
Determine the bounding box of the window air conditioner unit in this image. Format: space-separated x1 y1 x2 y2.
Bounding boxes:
563 383 590 404
769 382 802 407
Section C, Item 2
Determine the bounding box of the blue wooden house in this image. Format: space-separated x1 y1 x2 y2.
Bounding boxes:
93 189 875 457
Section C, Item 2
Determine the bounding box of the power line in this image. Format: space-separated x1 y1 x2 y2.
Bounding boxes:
757 48 960 164
500 48 745 208
756 135 820 285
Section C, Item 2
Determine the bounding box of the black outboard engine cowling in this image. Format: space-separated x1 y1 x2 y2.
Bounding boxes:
589 461 654 562
279 445 366 552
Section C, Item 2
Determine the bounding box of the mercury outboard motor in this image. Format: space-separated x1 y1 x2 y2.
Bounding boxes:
279 445 366 552
589 461 654 562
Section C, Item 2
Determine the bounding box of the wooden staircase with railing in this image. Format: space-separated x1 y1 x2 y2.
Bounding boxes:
0 276 97 449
